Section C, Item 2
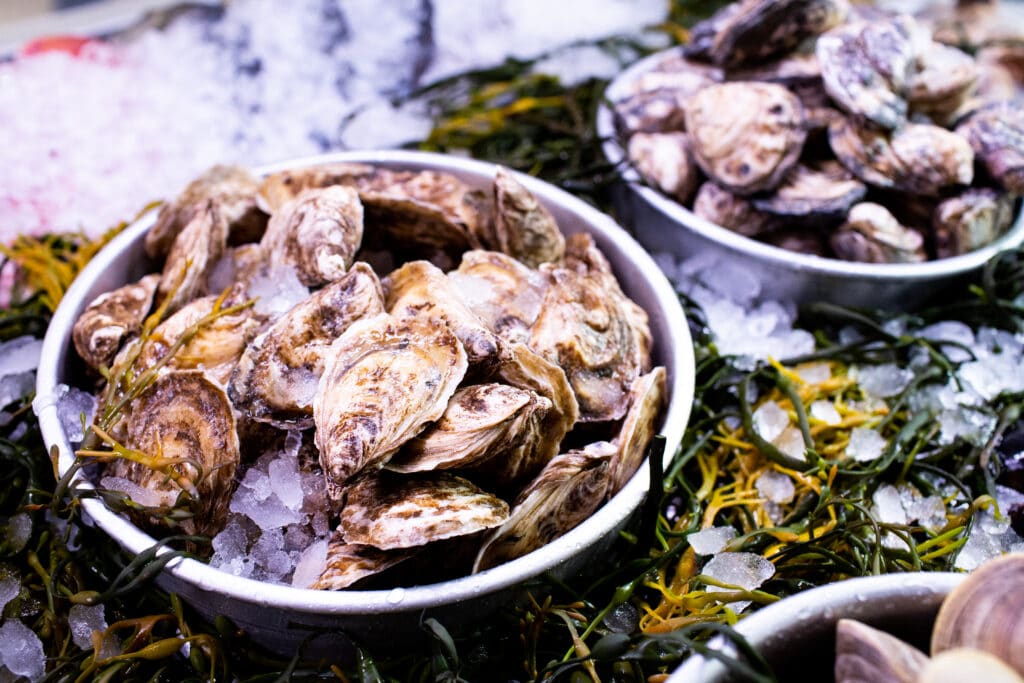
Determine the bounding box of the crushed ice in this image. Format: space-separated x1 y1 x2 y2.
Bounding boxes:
702 552 775 613
688 526 736 556
0 620 45 681
756 470 795 505
69 604 108 650
846 427 886 462
955 486 1024 571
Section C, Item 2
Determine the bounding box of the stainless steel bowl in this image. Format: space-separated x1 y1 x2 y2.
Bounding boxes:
668 572 964 682
597 47 1024 310
36 150 695 655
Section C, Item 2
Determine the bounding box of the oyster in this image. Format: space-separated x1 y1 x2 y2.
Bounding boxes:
384 261 501 369
909 41 978 118
387 383 552 486
975 46 1024 101
530 235 652 422
146 164 265 259
956 101 1024 195
934 188 1015 259
609 367 667 494
157 200 229 314
491 168 565 268
107 370 239 537
313 312 468 505
684 0 849 68
829 118 974 195
338 471 508 550
816 18 915 130
627 131 700 204
259 185 363 288
613 88 691 137
764 227 828 256
751 161 867 223
448 250 548 346
229 263 385 428
73 274 159 371
310 536 415 590
834 619 928 683
257 162 375 214
473 441 615 572
830 202 926 263
730 52 833 117
693 181 776 237
684 82 806 195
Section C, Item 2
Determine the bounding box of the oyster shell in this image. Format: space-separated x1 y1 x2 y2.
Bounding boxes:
933 188 1015 258
613 89 691 138
229 263 385 428
910 41 978 117
730 52 833 117
817 18 916 130
259 185 363 288
829 117 974 195
693 182 777 237
751 161 867 223
609 367 667 494
919 649 1024 683
387 383 552 486
627 131 700 204
384 260 501 369
685 0 849 68
310 536 415 591
448 250 548 346
491 168 565 268
157 199 229 315
313 312 468 505
146 164 265 259
338 471 508 550
834 619 928 683
764 227 828 256
473 441 615 572
108 370 239 537
73 274 159 371
530 236 652 422
257 162 375 214
830 202 926 263
956 101 1024 195
684 82 806 195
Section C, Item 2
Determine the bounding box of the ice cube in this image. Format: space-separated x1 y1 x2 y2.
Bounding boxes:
937 407 996 447
854 364 913 398
810 400 842 426
268 457 304 511
872 484 908 525
229 484 301 530
291 539 328 589
918 321 975 363
211 517 251 562
847 427 886 462
0 373 34 411
240 467 273 502
0 336 42 379
56 385 97 443
955 511 1005 571
283 524 312 552
796 363 831 385
69 603 107 650
0 575 19 613
0 620 45 681
100 476 177 508
688 526 736 556
702 552 775 613
248 264 309 319
756 470 795 504
4 514 31 554
699 260 761 305
753 401 789 442
773 426 807 462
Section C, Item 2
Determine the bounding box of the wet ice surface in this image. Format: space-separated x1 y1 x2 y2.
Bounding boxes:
702 552 775 613
0 336 42 413
69 604 107 650
955 486 1024 571
0 620 45 681
846 427 886 462
853 363 914 399
248 265 310 320
756 470 795 505
0 576 18 613
752 401 789 442
810 400 842 425
688 526 736 556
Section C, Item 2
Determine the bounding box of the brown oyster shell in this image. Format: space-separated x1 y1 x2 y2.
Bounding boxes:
609 367 667 494
834 619 928 683
491 167 565 268
627 131 700 204
259 185 364 288
310 536 415 591
384 260 502 369
257 162 375 214
684 0 849 68
229 263 385 429
157 199 229 315
313 312 468 506
830 202 926 263
933 188 1015 259
693 182 777 237
751 161 867 222
909 41 978 116
829 118 974 195
473 441 615 572
387 383 552 486
107 370 239 537
956 101 1024 195
73 274 159 372
684 82 806 195
338 471 508 551
613 88 691 138
146 164 265 259
730 52 832 114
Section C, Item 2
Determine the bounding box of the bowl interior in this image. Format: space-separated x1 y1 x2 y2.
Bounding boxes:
36 150 696 620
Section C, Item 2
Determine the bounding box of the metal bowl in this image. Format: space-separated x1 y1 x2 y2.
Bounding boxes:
36 150 695 655
597 47 1024 310
668 572 964 682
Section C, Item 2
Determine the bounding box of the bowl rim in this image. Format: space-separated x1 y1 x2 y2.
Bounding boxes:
36 149 695 616
596 46 1024 281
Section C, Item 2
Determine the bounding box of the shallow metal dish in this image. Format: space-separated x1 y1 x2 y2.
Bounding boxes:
597 47 1024 310
668 572 964 682
36 150 695 655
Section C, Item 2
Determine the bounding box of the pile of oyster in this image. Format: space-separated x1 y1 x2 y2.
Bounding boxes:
613 0 1024 263
71 162 666 589
835 554 1024 682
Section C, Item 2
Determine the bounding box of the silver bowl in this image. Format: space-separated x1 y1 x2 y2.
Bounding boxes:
36 150 695 655
597 47 1024 310
668 572 964 682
